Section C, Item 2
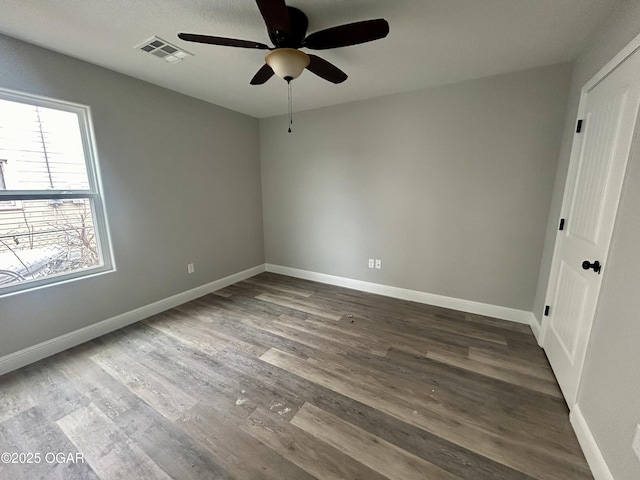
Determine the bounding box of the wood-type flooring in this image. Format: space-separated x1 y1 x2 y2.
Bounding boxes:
0 273 593 479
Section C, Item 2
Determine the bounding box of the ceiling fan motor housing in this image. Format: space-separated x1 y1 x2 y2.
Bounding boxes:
269 7 309 48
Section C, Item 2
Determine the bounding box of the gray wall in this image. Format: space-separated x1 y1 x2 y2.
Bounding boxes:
533 1 640 478
0 34 264 357
260 63 572 311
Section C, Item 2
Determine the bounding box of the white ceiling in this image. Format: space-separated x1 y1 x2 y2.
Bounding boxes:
0 0 622 118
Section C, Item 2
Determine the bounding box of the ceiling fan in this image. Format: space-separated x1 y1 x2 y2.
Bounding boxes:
177 0 390 85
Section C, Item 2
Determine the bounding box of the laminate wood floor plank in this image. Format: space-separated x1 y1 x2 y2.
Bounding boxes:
321 306 515 355
0 369 42 425
241 407 389 480
291 402 460 480
90 345 198 422
230 276 303 295
240 314 388 359
413 317 509 346
314 287 532 345
212 345 536 479
255 293 345 321
390 320 509 352
132 323 302 423
1 406 100 480
174 299 318 359
462 312 535 334
325 299 512 347
365 347 573 433
174 294 286 325
300 387 538 480
240 277 315 297
426 348 563 398
146 310 268 358
322 347 572 449
204 347 305 422
0 362 90 424
177 402 317 480
111 323 266 422
203 293 302 321
190 296 309 344
114 400 232 479
57 403 172 480
304 343 573 440
260 347 590 479
257 272 343 297
339 315 500 359
124 340 257 420
0 359 89 421
468 346 557 380
320 350 570 448
0 272 592 480
143 314 219 356
55 351 139 420
330 289 465 320
275 314 390 355
210 288 234 298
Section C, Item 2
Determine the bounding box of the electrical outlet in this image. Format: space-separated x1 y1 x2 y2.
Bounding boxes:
368 259 375 268
375 259 382 269
633 424 640 462
187 263 195 274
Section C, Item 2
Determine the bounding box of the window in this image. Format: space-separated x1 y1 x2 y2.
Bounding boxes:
0 88 113 294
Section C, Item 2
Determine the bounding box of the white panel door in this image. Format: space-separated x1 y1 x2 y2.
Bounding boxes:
543 48 640 405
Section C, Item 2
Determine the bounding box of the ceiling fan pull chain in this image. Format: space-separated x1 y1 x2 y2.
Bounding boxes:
288 80 293 133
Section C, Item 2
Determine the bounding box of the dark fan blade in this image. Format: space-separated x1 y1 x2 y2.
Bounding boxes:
255 0 292 36
250 64 275 85
306 55 348 84
303 19 389 50
178 33 270 50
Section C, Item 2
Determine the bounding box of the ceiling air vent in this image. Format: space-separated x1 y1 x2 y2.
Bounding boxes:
135 36 192 64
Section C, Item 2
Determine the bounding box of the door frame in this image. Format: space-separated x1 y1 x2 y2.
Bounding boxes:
540 32 640 405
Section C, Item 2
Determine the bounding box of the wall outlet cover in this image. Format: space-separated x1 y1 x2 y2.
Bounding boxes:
187 263 195 274
375 259 382 269
368 259 375 268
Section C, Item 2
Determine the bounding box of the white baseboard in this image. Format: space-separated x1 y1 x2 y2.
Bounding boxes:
0 264 265 376
265 264 534 326
570 404 614 480
529 313 543 344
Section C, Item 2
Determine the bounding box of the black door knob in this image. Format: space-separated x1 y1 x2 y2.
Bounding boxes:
582 260 602 274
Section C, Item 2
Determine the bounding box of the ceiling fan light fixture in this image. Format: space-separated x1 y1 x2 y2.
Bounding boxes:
265 48 310 81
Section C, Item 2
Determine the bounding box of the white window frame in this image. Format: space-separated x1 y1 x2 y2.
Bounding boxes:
0 159 6 188
0 159 23 210
0 87 114 296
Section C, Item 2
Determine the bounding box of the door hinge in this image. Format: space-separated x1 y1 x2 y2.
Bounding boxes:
544 305 550 316
559 218 565 231
576 119 583 133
